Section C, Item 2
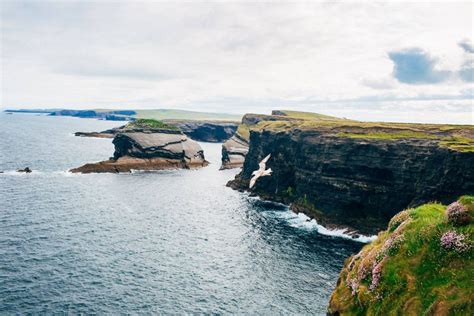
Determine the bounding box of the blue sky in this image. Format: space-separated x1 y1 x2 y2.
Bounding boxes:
1 1 473 124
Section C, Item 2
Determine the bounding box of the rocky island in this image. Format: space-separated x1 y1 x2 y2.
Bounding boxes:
228 110 474 235
71 119 208 173
328 196 473 315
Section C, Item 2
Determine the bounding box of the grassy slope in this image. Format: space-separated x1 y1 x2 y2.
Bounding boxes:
127 118 179 130
245 110 474 152
329 196 474 315
134 109 241 121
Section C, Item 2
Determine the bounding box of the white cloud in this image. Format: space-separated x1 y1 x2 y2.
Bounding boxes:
1 1 473 124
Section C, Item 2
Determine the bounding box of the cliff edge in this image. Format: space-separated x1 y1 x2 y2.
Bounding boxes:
328 196 474 315
228 110 474 234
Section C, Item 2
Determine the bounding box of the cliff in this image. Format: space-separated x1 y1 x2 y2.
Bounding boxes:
75 120 238 143
327 196 474 315
163 120 238 142
227 110 474 234
220 113 298 169
71 119 208 173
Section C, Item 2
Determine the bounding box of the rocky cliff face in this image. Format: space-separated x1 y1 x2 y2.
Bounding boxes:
163 120 238 142
220 133 249 169
228 128 474 234
71 129 207 173
220 113 300 169
75 120 238 143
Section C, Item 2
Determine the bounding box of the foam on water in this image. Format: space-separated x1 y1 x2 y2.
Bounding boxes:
274 208 377 243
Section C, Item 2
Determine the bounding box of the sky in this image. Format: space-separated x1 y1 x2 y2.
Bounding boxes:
1 0 473 124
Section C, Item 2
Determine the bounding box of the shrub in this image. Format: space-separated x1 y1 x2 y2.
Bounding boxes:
440 230 470 253
445 201 470 226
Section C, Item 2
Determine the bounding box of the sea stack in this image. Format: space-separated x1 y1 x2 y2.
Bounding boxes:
70 119 208 173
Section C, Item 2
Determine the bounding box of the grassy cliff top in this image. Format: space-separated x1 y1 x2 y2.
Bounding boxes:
127 118 179 130
328 196 474 315
241 110 474 152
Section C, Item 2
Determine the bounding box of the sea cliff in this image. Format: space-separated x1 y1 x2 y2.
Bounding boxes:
228 111 474 234
71 119 208 173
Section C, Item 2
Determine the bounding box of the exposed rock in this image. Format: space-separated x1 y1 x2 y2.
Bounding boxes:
74 131 115 138
71 129 208 173
220 133 249 169
75 120 238 142
163 120 238 142
227 112 474 234
220 113 304 170
17 167 32 173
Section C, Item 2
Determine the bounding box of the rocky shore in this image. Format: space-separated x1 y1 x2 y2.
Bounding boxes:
71 120 208 173
227 110 474 234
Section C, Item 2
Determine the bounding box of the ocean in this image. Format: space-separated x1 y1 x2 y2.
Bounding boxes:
0 113 362 314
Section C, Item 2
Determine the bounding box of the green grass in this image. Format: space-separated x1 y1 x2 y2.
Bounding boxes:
278 110 353 121
239 110 474 153
336 131 438 140
236 124 250 141
328 196 474 315
129 118 179 130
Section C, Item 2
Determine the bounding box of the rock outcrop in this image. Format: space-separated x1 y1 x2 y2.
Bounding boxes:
163 120 238 142
328 196 474 315
71 128 208 173
220 133 249 169
75 120 238 143
227 111 474 234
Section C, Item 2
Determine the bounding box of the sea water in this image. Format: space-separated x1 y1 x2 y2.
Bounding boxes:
0 113 362 314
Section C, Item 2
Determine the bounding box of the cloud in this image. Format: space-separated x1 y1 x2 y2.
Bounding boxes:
388 48 451 84
1 1 473 124
458 39 474 54
459 60 474 82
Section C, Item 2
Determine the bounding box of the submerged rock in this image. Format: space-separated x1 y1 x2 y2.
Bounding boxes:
71 129 208 173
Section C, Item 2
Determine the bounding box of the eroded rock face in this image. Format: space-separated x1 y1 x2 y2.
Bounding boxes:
164 120 238 142
71 130 208 173
228 129 474 234
75 121 238 143
220 134 249 169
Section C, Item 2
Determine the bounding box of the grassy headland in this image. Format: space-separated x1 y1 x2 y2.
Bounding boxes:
244 110 474 152
328 196 474 315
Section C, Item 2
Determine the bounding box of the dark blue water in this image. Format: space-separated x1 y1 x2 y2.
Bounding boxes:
0 113 361 314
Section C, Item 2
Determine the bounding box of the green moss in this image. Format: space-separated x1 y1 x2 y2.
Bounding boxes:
336 131 438 140
129 118 179 130
236 124 250 141
329 196 474 315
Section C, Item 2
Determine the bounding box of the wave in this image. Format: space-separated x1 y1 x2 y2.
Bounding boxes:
279 210 377 243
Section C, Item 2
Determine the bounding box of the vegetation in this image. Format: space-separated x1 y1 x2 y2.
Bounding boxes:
129 118 179 130
328 196 474 315
236 124 250 141
239 110 474 153
278 110 352 121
